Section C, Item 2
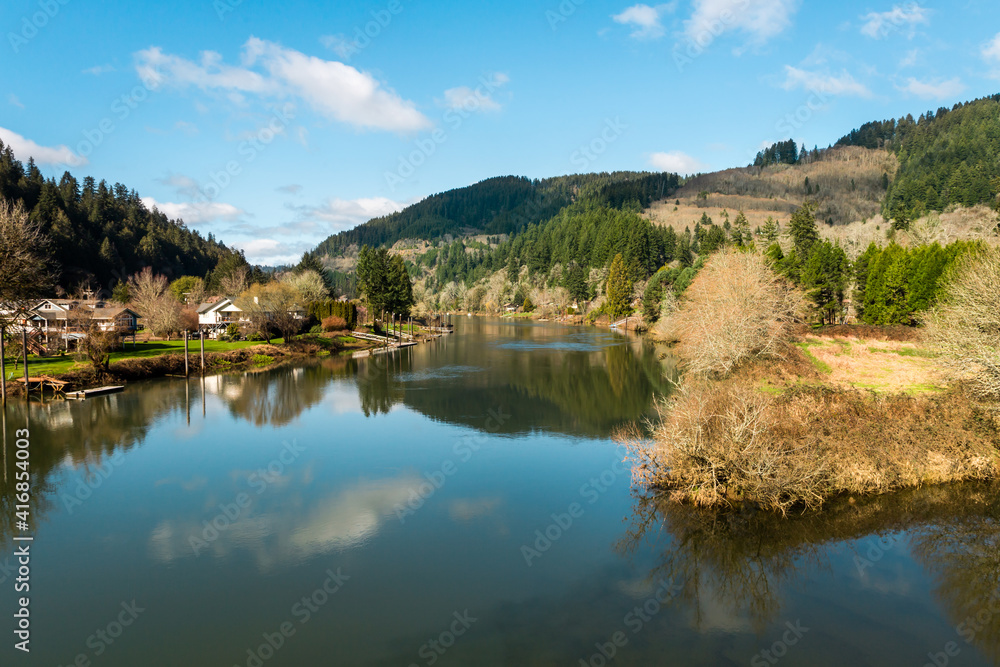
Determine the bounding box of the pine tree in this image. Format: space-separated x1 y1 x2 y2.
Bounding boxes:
788 202 819 257
761 216 780 244
605 253 633 320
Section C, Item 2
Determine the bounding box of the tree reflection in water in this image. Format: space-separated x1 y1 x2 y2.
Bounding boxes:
618 482 1000 657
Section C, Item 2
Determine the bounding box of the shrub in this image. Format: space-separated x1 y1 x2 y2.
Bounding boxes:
251 354 274 366
309 324 323 334
622 379 1000 514
664 249 803 378
925 245 1000 397
322 315 348 332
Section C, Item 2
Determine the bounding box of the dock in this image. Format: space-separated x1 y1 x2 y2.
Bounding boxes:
15 375 68 395
65 385 125 400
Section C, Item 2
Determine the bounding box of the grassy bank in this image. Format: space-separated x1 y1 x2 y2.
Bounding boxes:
1 331 386 394
4 338 284 378
626 250 1000 514
625 344 1000 514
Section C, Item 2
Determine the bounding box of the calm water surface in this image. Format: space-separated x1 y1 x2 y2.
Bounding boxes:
1 318 998 666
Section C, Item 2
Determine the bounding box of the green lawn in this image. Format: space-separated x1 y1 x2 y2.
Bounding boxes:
3 338 283 378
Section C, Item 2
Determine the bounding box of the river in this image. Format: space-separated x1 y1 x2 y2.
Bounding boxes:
1 318 998 666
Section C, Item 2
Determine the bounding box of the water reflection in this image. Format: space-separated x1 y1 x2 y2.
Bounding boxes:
148 473 424 571
619 484 1000 658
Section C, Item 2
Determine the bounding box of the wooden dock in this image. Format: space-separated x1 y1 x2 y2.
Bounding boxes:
15 375 68 394
65 385 125 400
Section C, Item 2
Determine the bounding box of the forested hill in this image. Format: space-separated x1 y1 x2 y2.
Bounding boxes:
314 171 678 256
0 138 243 292
834 93 1000 219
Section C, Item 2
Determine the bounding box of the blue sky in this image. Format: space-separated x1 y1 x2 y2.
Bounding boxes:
3 0 1000 264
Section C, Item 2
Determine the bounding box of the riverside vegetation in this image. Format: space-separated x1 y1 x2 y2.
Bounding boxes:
622 246 1000 514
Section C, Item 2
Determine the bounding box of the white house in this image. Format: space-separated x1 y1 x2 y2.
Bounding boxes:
197 298 248 335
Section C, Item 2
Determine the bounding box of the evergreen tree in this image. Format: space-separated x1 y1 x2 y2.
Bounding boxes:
761 216 780 244
788 202 820 257
605 253 633 320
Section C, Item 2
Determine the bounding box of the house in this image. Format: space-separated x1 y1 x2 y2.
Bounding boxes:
29 299 139 349
197 298 250 337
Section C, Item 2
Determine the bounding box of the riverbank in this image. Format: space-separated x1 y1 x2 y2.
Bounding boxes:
1 330 405 396
624 330 1000 514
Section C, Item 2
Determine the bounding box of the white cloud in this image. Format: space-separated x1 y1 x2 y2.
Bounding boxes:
319 34 356 61
83 64 116 75
134 38 430 133
781 66 872 97
442 86 501 112
8 94 24 109
900 48 919 68
141 197 245 224
983 33 1000 62
860 4 929 39
294 196 410 232
899 77 965 100
684 0 800 50
235 238 314 265
613 4 673 40
0 126 86 166
649 151 707 175
174 120 198 136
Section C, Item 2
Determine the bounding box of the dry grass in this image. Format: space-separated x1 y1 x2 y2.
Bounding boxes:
648 147 897 231
795 335 945 394
624 377 1000 514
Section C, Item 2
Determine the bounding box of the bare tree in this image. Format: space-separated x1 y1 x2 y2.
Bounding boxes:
236 282 302 343
127 267 181 339
220 266 250 297
282 270 327 304
662 249 804 378
925 246 1000 398
0 197 54 331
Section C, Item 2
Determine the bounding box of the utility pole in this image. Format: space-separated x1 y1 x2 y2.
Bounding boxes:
21 328 29 391
0 325 6 404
